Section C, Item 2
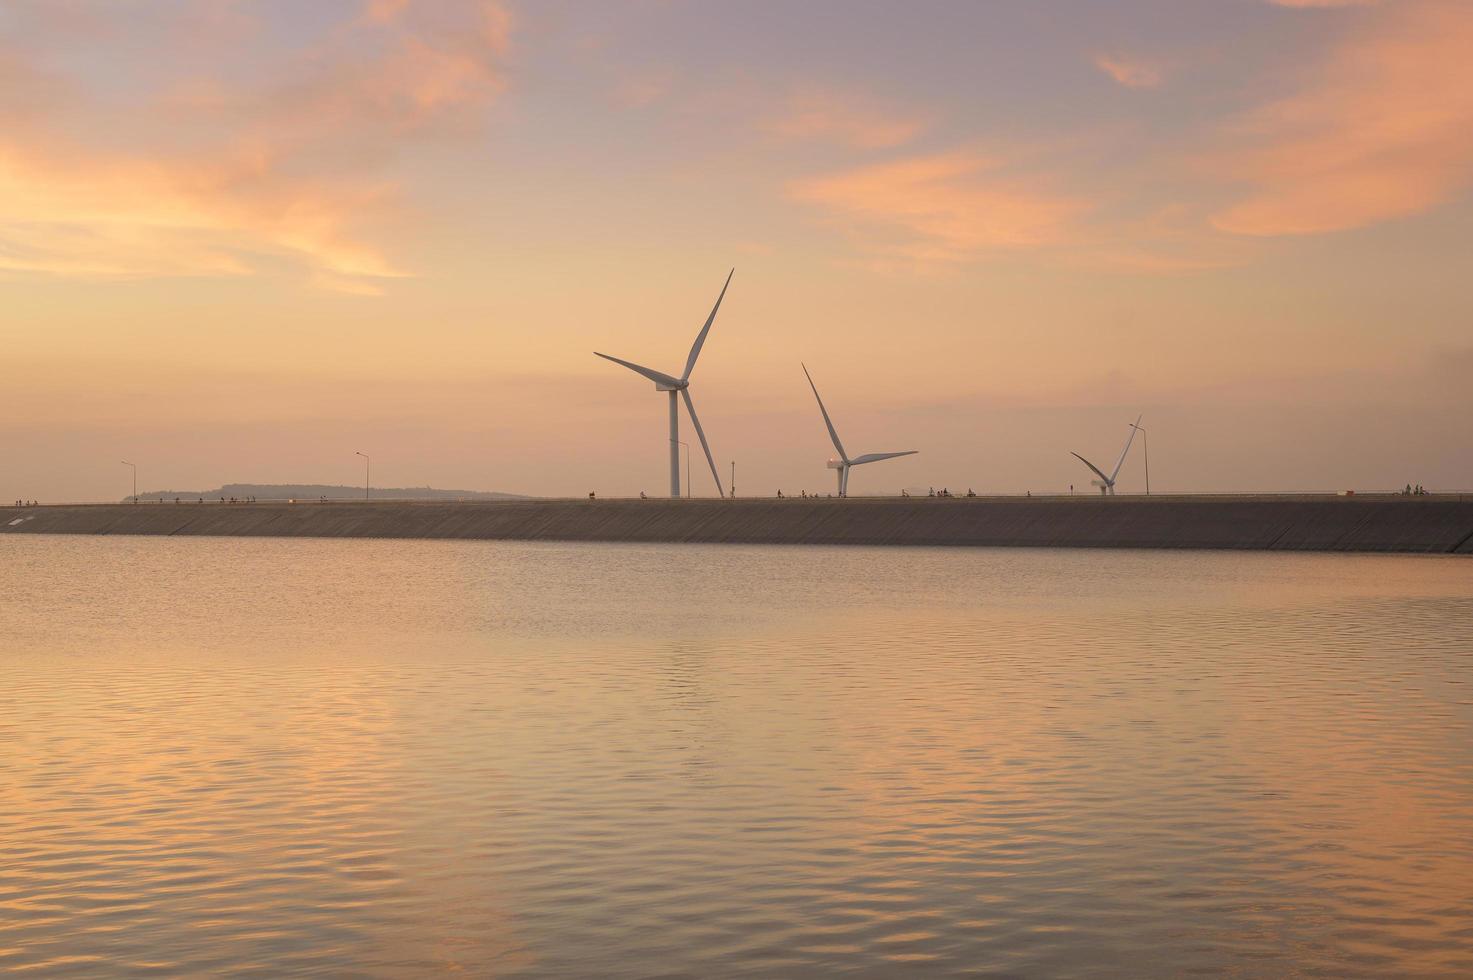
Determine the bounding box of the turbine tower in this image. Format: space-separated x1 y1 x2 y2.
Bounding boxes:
802 363 917 497
1071 413 1143 496
595 270 733 498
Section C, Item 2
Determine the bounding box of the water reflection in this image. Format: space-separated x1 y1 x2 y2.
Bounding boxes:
1 537 1470 976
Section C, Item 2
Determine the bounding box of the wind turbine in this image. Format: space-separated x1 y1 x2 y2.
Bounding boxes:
595 270 732 498
802 363 917 496
1071 413 1142 496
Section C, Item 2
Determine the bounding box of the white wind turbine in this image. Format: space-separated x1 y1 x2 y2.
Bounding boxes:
595 270 733 498
802 363 917 497
1071 413 1143 496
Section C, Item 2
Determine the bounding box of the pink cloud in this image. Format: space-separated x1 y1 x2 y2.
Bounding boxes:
1211 0 1473 235
1094 54 1162 89
1267 1 1380 7
0 145 401 282
767 89 927 149
0 1 512 290
787 138 1248 274
611 72 673 109
790 152 1088 263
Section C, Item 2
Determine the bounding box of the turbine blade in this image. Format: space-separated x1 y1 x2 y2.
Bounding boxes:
680 388 724 497
801 363 847 462
848 451 918 466
1071 452 1112 486
594 352 682 389
682 268 734 382
1109 413 1143 482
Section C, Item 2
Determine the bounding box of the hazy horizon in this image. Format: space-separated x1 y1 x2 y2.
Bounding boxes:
4 0 1472 502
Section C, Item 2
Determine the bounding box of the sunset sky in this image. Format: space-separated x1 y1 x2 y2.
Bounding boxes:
3 0 1471 501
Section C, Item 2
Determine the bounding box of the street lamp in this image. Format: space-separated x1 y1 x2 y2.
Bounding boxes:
1130 422 1150 495
730 460 736 499
355 451 370 500
120 460 137 503
676 441 691 498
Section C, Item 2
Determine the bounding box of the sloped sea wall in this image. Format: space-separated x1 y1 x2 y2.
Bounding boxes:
5 497 1472 554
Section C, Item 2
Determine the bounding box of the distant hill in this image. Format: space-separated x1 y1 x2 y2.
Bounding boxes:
128 484 530 502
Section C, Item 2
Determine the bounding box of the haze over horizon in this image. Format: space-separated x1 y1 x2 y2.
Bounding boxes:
4 0 1471 502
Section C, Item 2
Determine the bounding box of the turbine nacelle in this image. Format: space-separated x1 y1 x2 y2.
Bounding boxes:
826 459 845 470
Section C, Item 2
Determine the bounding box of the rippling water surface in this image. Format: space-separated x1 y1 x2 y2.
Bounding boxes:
2 537 1471 977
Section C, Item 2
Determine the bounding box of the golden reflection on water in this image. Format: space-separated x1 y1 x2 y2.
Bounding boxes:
1 537 1471 976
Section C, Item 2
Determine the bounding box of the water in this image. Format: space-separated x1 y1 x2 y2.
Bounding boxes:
2 536 1471 977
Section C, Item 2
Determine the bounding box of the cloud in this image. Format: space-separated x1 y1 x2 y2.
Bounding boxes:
784 1 1473 267
0 136 403 283
1210 0 1473 235
1094 54 1162 89
287 0 511 133
0 1 511 290
1266 0 1380 7
790 152 1088 263
767 89 926 149
788 144 1244 274
611 73 673 109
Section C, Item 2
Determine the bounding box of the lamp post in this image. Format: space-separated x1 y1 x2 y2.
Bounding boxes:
1130 422 1150 495
730 460 735 499
676 441 691 498
355 451 370 500
120 460 137 503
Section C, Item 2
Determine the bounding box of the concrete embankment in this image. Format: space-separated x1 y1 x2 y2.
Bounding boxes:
5 496 1473 554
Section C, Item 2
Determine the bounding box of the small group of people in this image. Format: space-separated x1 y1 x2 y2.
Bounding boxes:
1403 484 1431 495
134 495 258 504
13 499 37 507
762 487 983 499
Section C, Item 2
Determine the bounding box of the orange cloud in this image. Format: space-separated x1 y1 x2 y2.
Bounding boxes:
791 152 1088 264
283 0 511 133
0 1 511 290
1094 54 1162 89
1211 1 1473 235
611 72 674 109
767 89 926 149
0 137 403 283
1267 0 1380 7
